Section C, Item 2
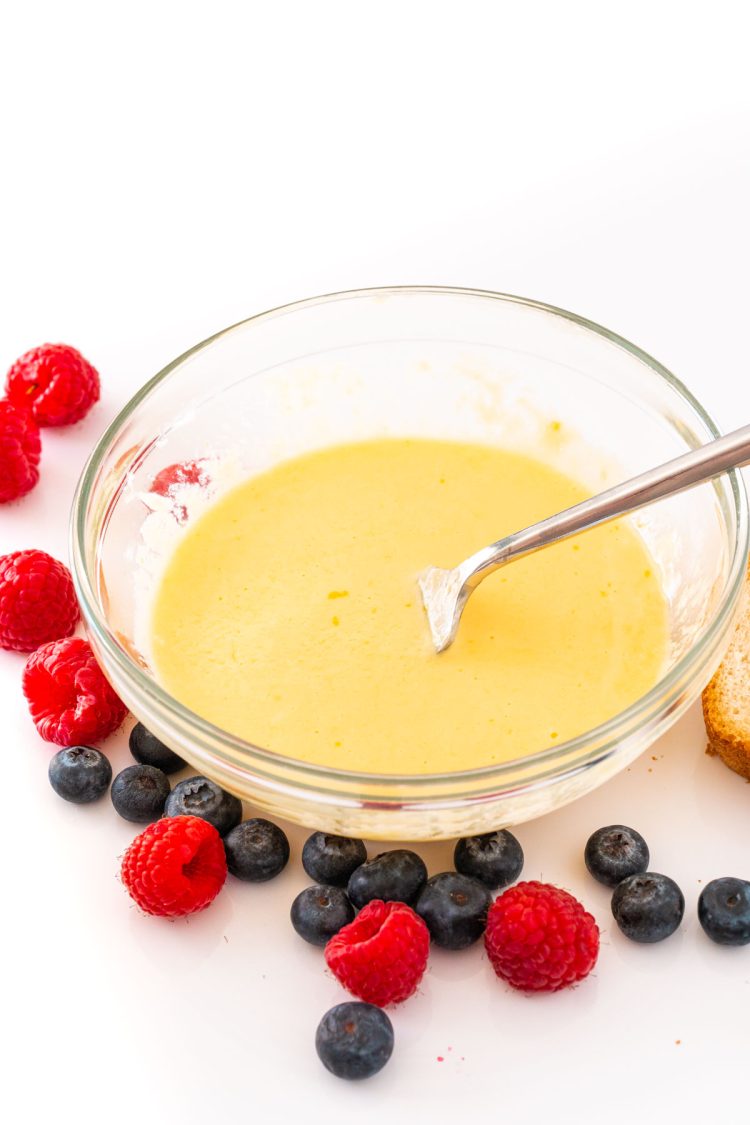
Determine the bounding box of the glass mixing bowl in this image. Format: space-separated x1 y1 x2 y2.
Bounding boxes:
71 287 749 840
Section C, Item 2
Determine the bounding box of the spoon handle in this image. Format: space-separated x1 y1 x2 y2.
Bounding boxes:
464 423 750 584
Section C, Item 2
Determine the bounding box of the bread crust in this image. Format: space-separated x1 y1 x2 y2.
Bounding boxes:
702 568 750 781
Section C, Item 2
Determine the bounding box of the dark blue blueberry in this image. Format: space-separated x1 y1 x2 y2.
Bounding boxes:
48 745 112 804
698 877 750 946
315 1002 394 1080
129 722 186 774
611 872 684 942
224 818 290 881
585 824 650 888
347 849 427 909
454 829 524 889
291 884 355 946
415 871 491 949
302 831 367 886
110 764 170 823
163 775 242 836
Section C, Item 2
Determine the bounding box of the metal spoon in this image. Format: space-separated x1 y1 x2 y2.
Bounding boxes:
419 423 750 653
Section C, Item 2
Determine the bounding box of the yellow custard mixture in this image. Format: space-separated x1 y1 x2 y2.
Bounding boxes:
150 438 667 773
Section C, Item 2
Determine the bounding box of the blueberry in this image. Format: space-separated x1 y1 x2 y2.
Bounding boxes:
48 746 112 804
415 872 491 949
698 877 750 946
585 824 650 888
454 829 524 889
302 831 367 886
129 722 186 774
110 764 170 823
347 849 427 909
291 884 355 946
224 818 290 882
611 872 684 942
163 775 242 835
315 1002 394 1080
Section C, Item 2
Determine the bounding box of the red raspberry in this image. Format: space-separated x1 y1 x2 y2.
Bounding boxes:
484 880 599 992
149 459 211 497
0 400 41 503
149 459 212 524
5 343 100 427
121 815 227 917
0 550 79 652
325 899 430 1007
22 636 128 745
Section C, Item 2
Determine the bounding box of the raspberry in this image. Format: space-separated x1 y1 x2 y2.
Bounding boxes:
0 400 41 503
121 815 227 917
0 550 79 651
23 636 128 745
325 899 430 1007
149 459 211 497
484 881 599 992
5 343 100 427
149 459 212 524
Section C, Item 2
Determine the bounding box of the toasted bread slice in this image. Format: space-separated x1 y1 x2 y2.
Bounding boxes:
703 570 750 780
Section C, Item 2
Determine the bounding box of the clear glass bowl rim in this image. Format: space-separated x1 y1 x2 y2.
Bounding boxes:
70 285 750 797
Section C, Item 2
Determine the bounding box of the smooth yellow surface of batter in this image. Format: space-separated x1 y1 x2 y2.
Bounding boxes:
151 439 667 773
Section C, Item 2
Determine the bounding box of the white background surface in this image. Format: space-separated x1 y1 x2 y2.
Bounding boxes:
2 3 750 1122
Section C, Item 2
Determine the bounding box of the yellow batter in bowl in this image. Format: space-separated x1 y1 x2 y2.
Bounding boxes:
150 438 667 774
